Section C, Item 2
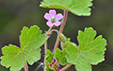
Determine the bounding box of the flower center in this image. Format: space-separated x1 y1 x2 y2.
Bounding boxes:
51 18 56 23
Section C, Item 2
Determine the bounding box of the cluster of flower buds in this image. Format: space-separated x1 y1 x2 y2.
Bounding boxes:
49 61 61 71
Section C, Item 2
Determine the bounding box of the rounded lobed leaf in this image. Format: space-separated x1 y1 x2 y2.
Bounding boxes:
65 27 107 71
40 0 93 16
1 25 49 71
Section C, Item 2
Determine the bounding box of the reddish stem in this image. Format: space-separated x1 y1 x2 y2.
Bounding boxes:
48 29 60 35
53 10 68 52
50 10 69 71
60 64 72 71
59 10 68 33
25 62 28 71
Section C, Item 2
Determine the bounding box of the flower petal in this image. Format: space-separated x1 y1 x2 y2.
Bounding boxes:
56 13 63 20
44 13 50 20
46 21 54 27
54 21 61 26
49 10 56 17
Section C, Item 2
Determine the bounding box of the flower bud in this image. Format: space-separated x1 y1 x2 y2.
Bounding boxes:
59 33 66 43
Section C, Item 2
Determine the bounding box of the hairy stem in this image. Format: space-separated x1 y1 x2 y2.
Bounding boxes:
44 27 52 53
47 27 52 33
48 29 60 35
53 10 68 52
44 41 47 53
60 64 72 71
44 27 53 71
25 62 28 71
45 29 60 52
60 10 68 33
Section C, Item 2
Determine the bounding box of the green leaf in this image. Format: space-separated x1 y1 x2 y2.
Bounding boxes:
1 25 49 71
40 0 93 16
65 27 107 71
61 38 77 49
45 50 54 66
55 48 69 65
45 50 55 71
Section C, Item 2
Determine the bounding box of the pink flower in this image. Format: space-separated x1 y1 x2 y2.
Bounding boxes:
44 10 63 27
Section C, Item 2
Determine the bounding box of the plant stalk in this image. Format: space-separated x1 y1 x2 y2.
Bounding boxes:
44 27 52 71
60 64 72 71
25 62 28 71
44 27 52 53
53 10 68 52
44 41 47 53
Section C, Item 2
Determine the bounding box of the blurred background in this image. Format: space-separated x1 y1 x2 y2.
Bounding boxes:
0 0 113 71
